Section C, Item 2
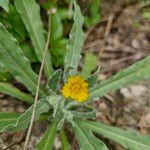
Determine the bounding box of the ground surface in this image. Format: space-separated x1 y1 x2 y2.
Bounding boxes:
0 0 150 149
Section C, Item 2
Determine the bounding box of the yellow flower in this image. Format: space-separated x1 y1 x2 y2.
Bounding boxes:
61 76 89 102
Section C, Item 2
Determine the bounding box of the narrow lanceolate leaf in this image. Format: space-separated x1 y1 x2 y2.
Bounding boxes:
0 113 19 132
81 52 98 79
36 118 59 150
0 24 44 95
60 128 70 150
73 121 108 150
77 119 150 150
15 0 53 78
3 99 51 133
89 56 150 99
64 1 84 75
0 0 9 12
51 13 63 40
0 82 33 104
46 69 62 93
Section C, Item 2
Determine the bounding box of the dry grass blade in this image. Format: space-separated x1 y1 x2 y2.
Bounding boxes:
99 13 114 58
23 10 55 150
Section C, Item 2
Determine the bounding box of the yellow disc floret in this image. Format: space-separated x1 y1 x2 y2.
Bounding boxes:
61 76 89 102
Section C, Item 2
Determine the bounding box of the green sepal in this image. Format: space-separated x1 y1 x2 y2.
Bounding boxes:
46 95 62 117
87 67 101 89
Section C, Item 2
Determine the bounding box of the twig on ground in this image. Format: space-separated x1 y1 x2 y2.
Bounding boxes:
2 132 25 150
84 24 97 43
99 13 114 58
23 9 56 150
84 19 108 44
105 94 115 103
84 39 101 49
2 139 24 150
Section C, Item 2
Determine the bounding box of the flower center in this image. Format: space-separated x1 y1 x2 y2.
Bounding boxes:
61 76 89 102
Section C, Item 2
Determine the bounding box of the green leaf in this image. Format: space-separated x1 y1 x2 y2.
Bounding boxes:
60 128 70 150
0 113 19 132
0 24 44 95
0 0 9 12
77 119 150 150
0 65 12 82
89 56 150 99
81 52 98 79
21 44 38 62
14 0 53 78
36 118 59 150
85 0 101 27
73 121 108 150
51 13 63 40
3 98 51 133
40 0 55 11
58 8 72 20
142 12 150 19
51 38 67 67
46 69 62 93
70 110 96 119
0 82 33 104
6 5 27 41
64 1 84 75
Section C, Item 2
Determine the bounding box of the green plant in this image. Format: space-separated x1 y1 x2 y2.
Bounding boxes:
0 0 150 149
139 0 150 19
0 0 9 12
85 0 101 27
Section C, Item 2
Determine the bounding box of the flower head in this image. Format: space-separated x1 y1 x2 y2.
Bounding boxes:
61 76 88 102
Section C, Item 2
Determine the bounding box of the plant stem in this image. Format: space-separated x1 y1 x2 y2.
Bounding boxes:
24 13 52 150
68 0 73 19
